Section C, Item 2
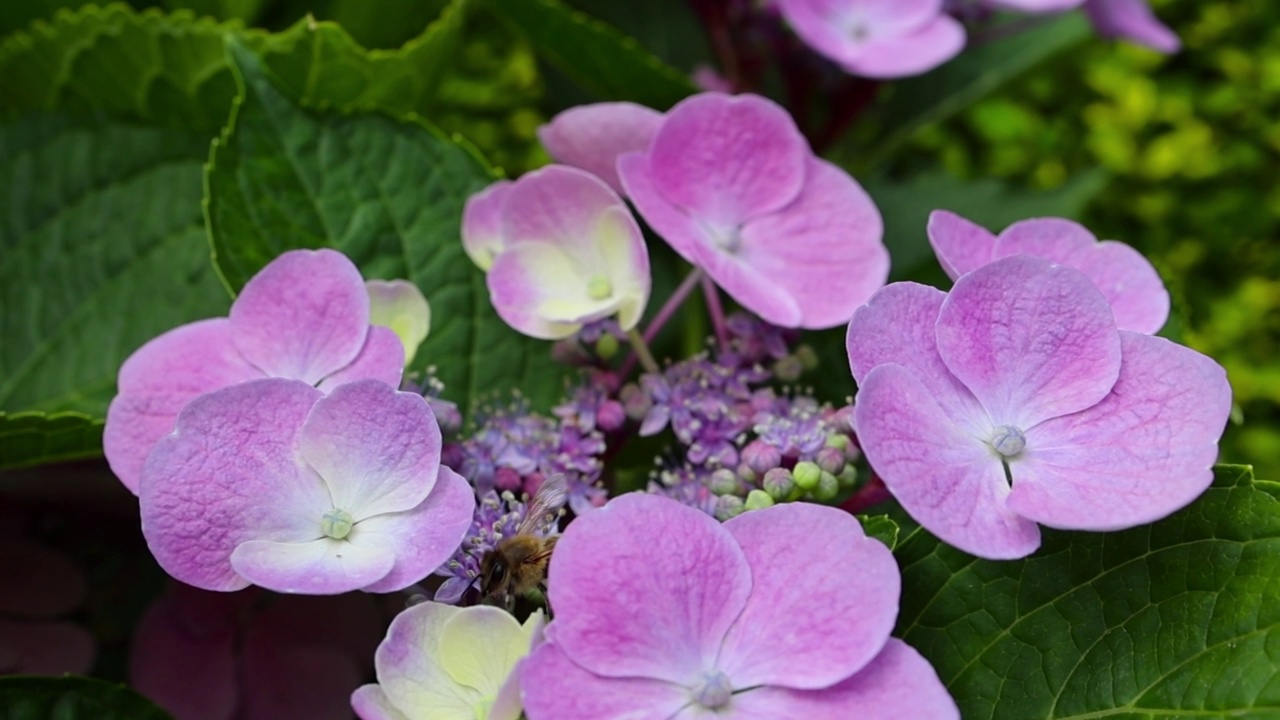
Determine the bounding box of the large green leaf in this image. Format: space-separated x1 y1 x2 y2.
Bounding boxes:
206 39 567 415
0 412 105 470
0 676 171 719
484 0 693 110
897 464 1280 719
0 114 229 466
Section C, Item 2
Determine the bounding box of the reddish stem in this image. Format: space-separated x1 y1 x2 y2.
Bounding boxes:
839 472 891 515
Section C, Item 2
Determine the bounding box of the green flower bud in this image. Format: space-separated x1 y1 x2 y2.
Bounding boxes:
793 461 822 491
813 471 840 502
762 468 794 500
773 355 804 382
824 433 851 450
714 495 745 521
744 489 775 511
837 464 859 488
708 468 741 496
795 344 819 370
595 333 620 360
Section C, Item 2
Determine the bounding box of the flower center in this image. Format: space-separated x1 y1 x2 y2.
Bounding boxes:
587 275 613 300
320 509 355 540
990 425 1027 458
691 671 733 710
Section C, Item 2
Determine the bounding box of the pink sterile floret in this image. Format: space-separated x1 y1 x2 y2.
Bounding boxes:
104 249 405 494
519 493 958 719
927 210 1170 334
619 92 888 330
847 255 1231 560
537 102 664 195
775 0 966 79
988 0 1180 53
139 378 474 595
467 165 652 340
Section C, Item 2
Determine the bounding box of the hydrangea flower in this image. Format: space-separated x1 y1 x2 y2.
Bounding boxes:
352 603 544 720
105 249 404 493
140 378 474 594
848 255 1231 559
366 279 432 367
619 92 888 329
774 0 966 78
537 102 664 194
520 494 958 719
986 0 1180 53
464 165 652 340
928 210 1169 333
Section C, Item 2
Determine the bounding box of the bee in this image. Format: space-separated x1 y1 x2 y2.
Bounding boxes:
478 474 568 611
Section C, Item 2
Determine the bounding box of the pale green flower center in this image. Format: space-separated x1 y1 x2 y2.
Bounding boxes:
320 508 355 540
691 671 733 710
587 275 613 300
990 425 1027 459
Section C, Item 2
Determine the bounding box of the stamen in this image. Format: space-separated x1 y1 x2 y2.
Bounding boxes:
321 509 355 540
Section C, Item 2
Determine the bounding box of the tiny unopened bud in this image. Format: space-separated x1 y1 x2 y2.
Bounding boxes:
793 461 822 491
708 468 741 496
837 464 858 488
744 489 775 511
762 467 794 500
824 433 850 451
736 464 758 485
813 471 840 502
595 333 620 360
773 354 804 382
794 344 819 370
620 383 652 420
741 439 782 474
596 400 626 432
494 467 523 491
816 447 845 475
714 495 745 521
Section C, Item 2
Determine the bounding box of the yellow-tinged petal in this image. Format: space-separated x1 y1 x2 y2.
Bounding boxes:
366 279 432 366
438 606 531 701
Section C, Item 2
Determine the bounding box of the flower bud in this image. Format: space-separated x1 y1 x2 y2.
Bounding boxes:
736 464 759 485
794 344 819 370
595 333 620 360
837 464 858 488
741 439 782 475
744 489 775 511
813 471 840 502
762 468 794 500
495 467 523 491
714 495 745 521
620 383 652 420
708 468 741 496
824 433 850 451
816 447 845 475
596 400 626 432
793 461 821 491
773 354 804 382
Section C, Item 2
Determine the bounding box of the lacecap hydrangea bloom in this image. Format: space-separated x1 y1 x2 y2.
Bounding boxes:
520 493 958 719
462 165 651 340
140 378 473 594
105 249 404 492
620 92 889 329
353 604 544 720
848 255 1231 559
928 210 1169 333
774 0 966 78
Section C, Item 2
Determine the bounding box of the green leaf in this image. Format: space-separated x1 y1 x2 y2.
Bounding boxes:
858 514 900 551
0 412 105 470
897 464 1280 719
0 675 172 719
831 14 1092 172
0 113 229 422
206 39 567 415
484 0 693 109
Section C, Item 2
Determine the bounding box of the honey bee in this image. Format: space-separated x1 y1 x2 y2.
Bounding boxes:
478 474 568 611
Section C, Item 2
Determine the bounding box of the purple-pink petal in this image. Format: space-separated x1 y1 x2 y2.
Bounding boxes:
500 165 628 257
546 492 752 684
462 180 513 271
992 217 1097 263
104 319 261 493
729 639 959 720
317 325 405 391
229 249 371 384
926 209 997 280
1061 240 1169 335
778 0 965 79
838 15 966 79
351 685 409 720
537 102 664 194
1011 332 1231 530
1084 0 1180 53
854 364 1041 559
520 641 690 720
935 256 1121 428
229 539 396 595
717 503 899 690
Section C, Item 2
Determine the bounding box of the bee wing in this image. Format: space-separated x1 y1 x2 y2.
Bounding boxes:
515 473 570 536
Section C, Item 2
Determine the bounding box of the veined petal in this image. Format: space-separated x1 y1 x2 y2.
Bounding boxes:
936 255 1121 428
1063 240 1169 334
317 325 404 392
992 217 1097 264
487 242 615 340
462 181 514 271
1084 0 1180 53
1010 332 1230 530
438 607 530 699
501 165 632 261
718 504 899 690
834 15 966 79
298 380 441 519
595 206 652 331
366 279 431 367
230 538 395 595
926 209 997 280
375 602 481 720
547 493 752 684
230 249 371 384
520 641 690 720
854 364 1041 559
538 102 664 194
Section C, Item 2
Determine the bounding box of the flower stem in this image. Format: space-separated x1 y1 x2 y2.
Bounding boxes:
701 274 730 348
839 472 891 515
627 328 661 376
644 269 703 344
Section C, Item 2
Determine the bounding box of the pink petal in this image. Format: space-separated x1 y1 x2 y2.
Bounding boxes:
1010 332 1231 530
462 181 513 271
702 251 805 327
927 210 996 280
230 249 371 385
520 641 690 720
501 165 633 260
351 685 410 720
347 467 475 594
1064 240 1169 334
776 0 948 70
0 540 86 618
936 255 1121 428
718 504 899 690
242 620 362 720
992 217 1097 264
537 103 664 194
546 492 752 684
1084 0 1180 53
372 602 477 716
0 619 95 676
139 379 330 592
986 0 1085 11
854 364 1041 559
299 380 441 519
838 15 967 79
317 325 405 391
846 282 987 424
729 639 959 720
129 586 241 720
230 538 396 594
646 93 808 227
487 242 618 340
105 318 261 493
738 158 888 329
